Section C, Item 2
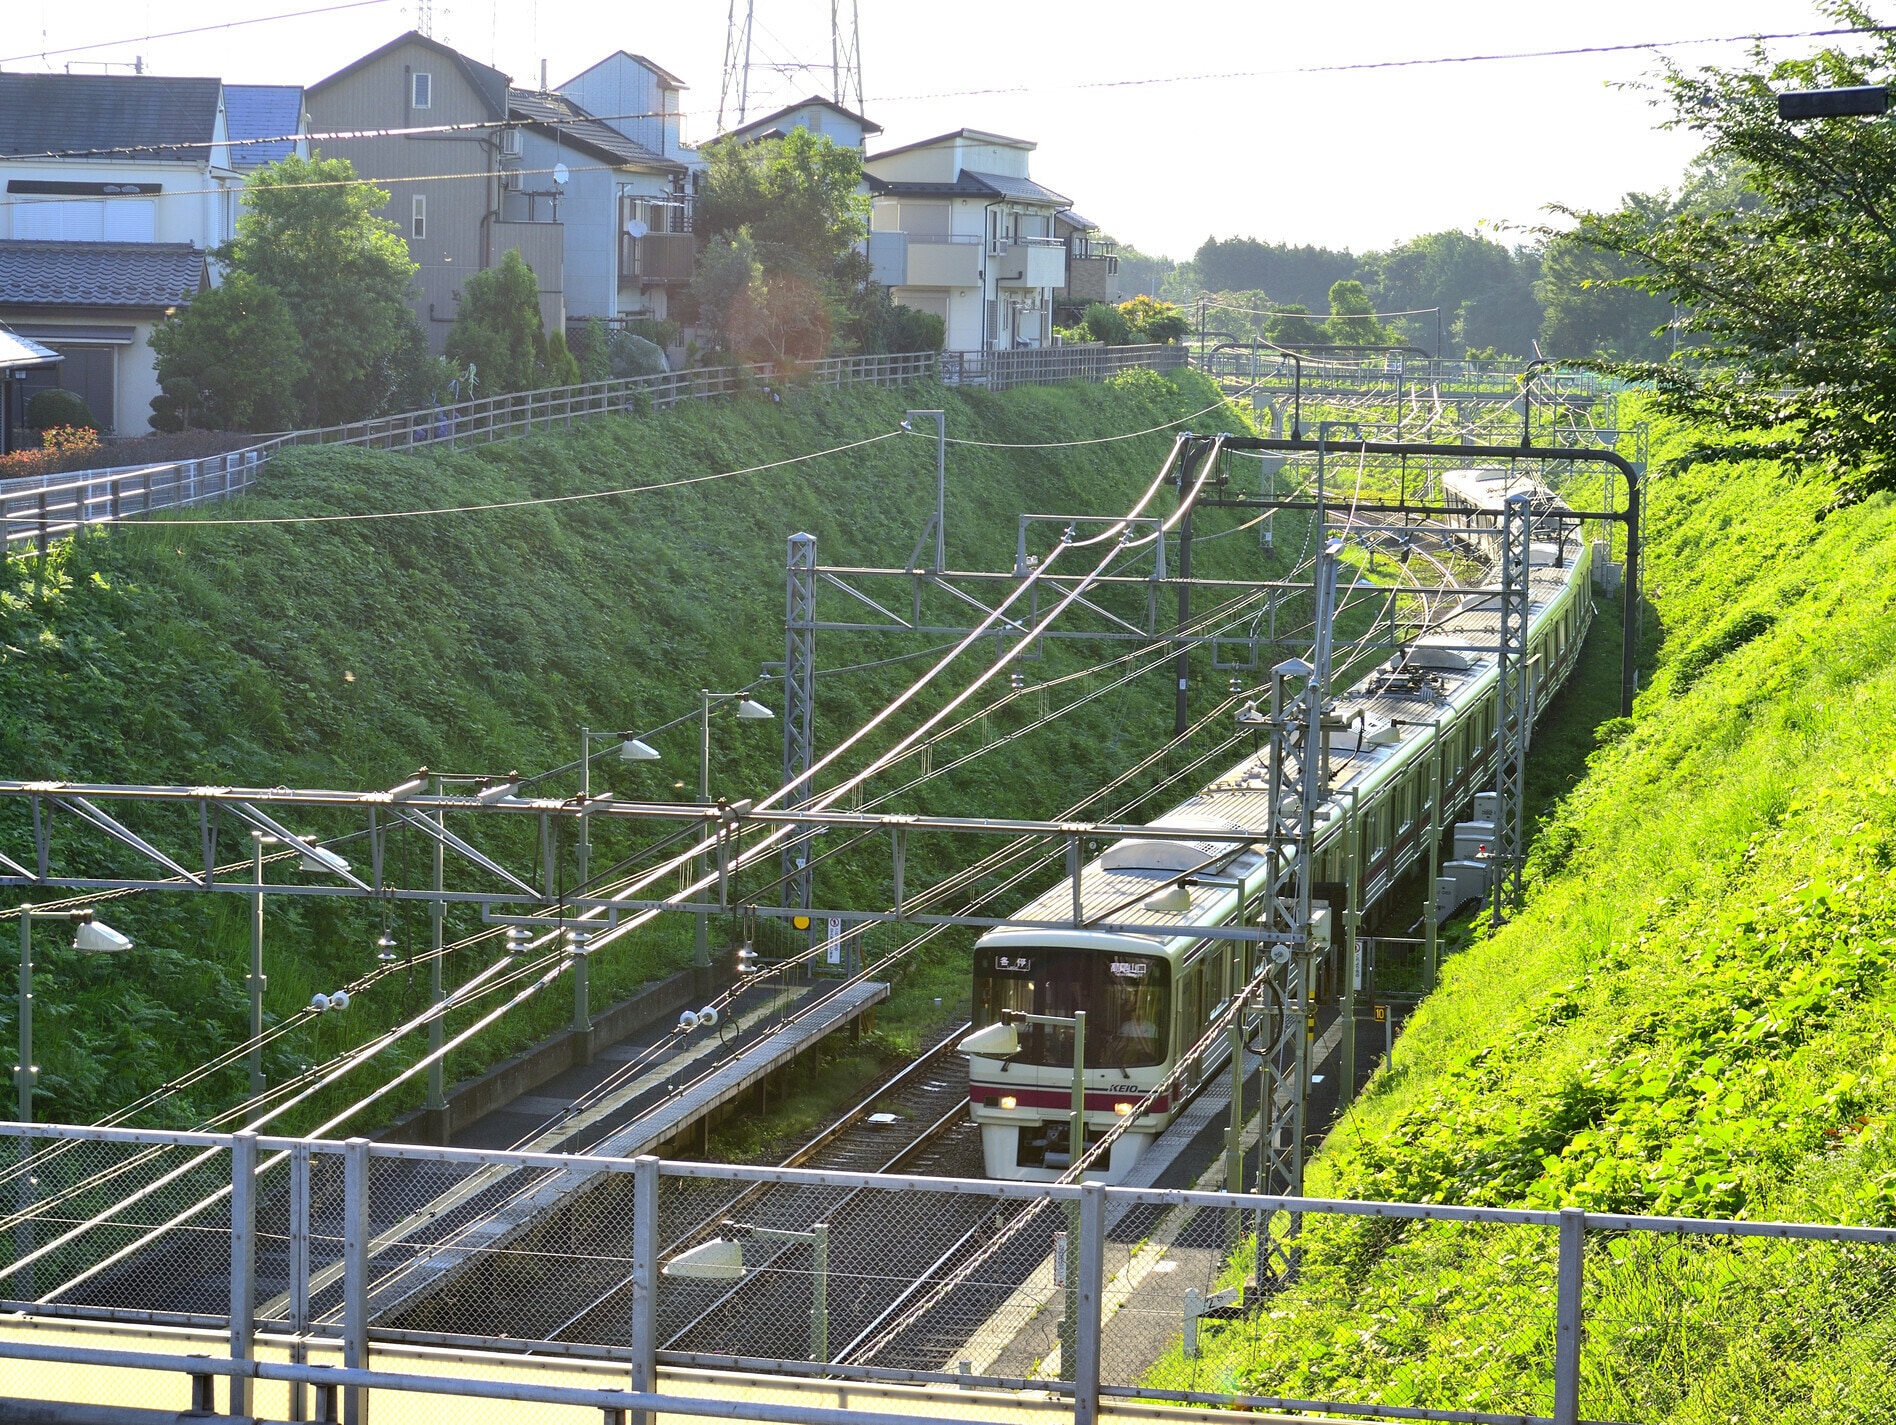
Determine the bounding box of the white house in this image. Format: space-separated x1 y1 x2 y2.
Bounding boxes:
863 129 1070 352
0 73 237 433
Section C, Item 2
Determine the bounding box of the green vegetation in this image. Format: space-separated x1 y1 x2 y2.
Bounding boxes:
1557 12 1896 496
446 249 563 395
1160 407 1896 1417
0 368 1275 1136
147 271 306 432
23 389 98 434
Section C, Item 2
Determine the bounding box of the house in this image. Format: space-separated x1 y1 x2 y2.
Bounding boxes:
306 32 565 349
0 73 236 433
224 85 308 171
558 52 704 323
721 96 881 152
863 129 1070 352
506 87 689 326
1052 209 1119 325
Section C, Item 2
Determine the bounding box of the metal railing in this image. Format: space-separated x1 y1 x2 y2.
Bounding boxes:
2 343 1189 552
1 1120 1890 1425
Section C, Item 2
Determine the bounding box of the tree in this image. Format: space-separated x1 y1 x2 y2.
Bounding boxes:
1536 226 1676 361
1364 229 1542 357
1192 236 1362 311
1117 295 1189 344
444 250 547 395
695 129 869 359
1322 280 1389 345
1555 4 1896 497
222 154 429 425
147 272 306 431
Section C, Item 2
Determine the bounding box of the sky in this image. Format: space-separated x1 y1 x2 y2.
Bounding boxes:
4 1 1885 258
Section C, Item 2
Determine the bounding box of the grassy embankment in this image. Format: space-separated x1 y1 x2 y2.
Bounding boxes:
1 367 1283 1137
1157 409 1896 1420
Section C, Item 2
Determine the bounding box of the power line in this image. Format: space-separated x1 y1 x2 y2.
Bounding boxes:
0 0 395 67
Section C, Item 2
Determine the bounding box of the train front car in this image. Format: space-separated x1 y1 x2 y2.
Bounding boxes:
961 466 1602 1184
964 828 1266 1182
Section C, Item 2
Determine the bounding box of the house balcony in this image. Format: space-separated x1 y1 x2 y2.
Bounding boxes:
1062 254 1120 304
997 237 1066 290
869 232 983 289
620 230 695 286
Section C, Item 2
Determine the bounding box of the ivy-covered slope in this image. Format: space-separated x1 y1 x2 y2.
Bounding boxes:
1165 412 1896 1419
0 369 1268 1129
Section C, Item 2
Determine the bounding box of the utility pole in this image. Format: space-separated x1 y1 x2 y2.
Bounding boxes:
1173 440 1200 738
782 534 818 959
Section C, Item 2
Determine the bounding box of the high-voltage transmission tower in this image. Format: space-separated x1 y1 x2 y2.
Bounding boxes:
719 0 865 132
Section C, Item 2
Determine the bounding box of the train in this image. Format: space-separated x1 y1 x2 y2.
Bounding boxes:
961 468 1599 1181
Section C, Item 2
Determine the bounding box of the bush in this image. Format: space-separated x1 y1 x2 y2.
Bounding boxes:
1118 295 1190 344
608 331 667 378
572 318 613 384
25 388 98 433
544 330 582 387
147 271 307 431
1081 302 1132 346
444 250 546 396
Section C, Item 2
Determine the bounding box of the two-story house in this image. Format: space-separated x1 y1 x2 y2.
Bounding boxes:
306 32 566 348
863 129 1069 352
0 74 233 433
224 85 309 172
558 52 704 325
506 88 689 328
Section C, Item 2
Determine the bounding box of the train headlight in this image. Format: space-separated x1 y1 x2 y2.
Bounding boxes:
999 1096 1018 1111
1113 1101 1134 1117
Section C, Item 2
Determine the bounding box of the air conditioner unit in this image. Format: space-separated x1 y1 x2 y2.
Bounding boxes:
498 128 524 159
500 167 523 192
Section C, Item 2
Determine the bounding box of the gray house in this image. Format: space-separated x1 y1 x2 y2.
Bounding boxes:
307 32 565 348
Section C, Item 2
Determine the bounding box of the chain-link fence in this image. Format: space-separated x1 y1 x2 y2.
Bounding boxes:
6 1123 1896 1425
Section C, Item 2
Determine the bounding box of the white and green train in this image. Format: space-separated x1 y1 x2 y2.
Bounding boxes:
965 469 1597 1181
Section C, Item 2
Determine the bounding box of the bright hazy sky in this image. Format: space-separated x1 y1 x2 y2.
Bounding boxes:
5 1 1882 257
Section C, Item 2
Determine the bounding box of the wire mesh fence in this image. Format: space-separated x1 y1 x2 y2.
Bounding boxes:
1580 1224 1896 1424
6 1125 1896 1425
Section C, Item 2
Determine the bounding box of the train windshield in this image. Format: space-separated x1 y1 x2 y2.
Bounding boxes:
973 947 1170 1069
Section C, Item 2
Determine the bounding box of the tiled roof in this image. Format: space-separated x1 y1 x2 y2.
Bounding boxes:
865 169 1071 207
508 89 683 172
0 242 207 309
225 85 304 169
0 74 222 162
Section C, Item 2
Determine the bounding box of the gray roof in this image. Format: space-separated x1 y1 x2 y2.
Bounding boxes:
0 242 207 309
0 74 222 162
865 168 1071 207
225 84 304 169
0 328 61 370
507 90 682 172
964 170 1070 206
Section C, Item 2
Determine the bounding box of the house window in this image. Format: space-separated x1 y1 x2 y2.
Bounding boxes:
412 72 432 109
411 195 426 240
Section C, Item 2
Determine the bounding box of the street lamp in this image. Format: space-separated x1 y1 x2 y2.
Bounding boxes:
664 1218 830 1363
16 907 133 1125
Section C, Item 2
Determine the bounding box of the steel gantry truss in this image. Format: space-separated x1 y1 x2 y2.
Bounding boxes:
1493 493 1532 923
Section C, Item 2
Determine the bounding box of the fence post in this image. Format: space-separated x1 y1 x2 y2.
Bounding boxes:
1074 1182 1106 1425
228 1130 257 1416
289 1141 310 1422
629 1155 658 1425
1554 1206 1584 1425
343 1137 370 1425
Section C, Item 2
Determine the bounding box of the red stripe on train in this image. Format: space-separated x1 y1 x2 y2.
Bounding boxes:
969 1087 1171 1115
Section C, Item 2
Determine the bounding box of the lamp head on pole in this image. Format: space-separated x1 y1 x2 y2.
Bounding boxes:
735 698 774 721
619 735 662 762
